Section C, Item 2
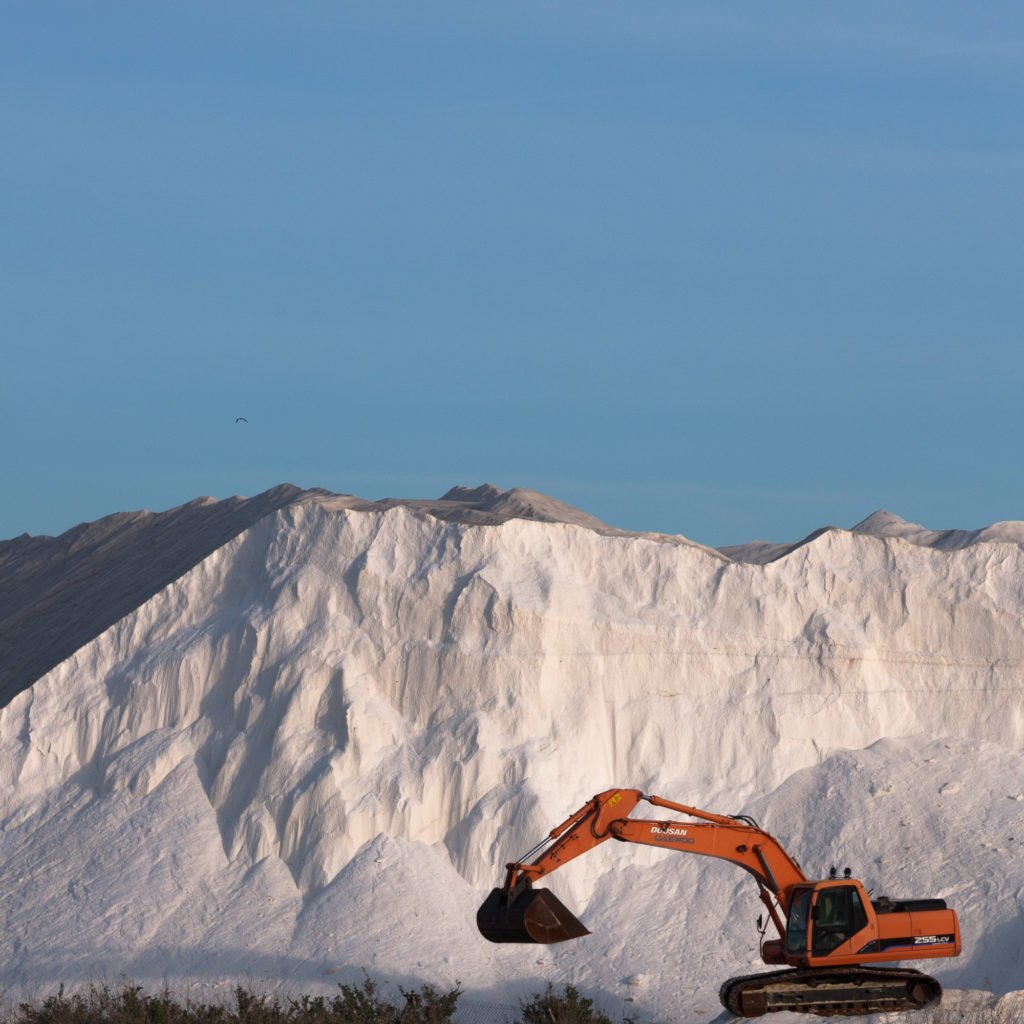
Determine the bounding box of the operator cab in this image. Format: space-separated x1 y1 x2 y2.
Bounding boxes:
786 883 869 957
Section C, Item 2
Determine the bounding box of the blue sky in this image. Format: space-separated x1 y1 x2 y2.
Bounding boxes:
2 3 1022 547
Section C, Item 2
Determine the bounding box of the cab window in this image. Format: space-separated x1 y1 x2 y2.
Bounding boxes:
812 886 868 954
786 889 812 955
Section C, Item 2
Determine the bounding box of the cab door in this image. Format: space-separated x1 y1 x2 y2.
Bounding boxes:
809 884 873 959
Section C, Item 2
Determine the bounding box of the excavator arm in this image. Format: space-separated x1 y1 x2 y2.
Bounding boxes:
479 788 807 944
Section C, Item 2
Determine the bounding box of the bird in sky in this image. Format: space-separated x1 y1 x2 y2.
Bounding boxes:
235 417 248 423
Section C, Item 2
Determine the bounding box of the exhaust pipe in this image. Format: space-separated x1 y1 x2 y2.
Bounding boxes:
476 886 590 944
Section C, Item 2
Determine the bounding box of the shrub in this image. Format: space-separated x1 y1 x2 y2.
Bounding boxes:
7 979 462 1024
517 984 614 1024
322 976 398 1024
15 984 191 1024
395 984 460 1024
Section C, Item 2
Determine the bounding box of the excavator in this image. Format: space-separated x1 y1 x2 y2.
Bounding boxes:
477 788 961 1017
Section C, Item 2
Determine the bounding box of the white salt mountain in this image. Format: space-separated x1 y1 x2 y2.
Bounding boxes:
1 486 1022 1022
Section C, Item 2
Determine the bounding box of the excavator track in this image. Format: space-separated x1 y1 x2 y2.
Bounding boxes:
719 966 942 1017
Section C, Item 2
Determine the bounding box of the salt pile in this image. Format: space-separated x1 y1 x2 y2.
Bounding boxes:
0 486 1021 1020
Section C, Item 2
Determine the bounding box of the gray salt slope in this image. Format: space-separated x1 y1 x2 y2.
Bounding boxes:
720 509 1024 564
851 509 1024 550
0 484 319 706
1 497 1023 1016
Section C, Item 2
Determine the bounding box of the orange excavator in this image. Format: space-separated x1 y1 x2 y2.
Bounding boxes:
477 789 961 1017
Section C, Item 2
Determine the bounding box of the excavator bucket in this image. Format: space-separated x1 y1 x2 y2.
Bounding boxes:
476 887 590 944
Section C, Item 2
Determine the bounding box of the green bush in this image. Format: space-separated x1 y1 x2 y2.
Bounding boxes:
15 984 191 1024
7 978 462 1024
516 984 617 1024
